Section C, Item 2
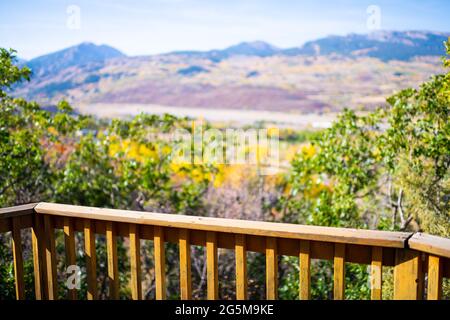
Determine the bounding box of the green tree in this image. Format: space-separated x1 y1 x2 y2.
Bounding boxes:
0 47 215 298
283 40 450 299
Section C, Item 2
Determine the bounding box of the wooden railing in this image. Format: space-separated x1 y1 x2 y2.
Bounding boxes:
0 202 449 300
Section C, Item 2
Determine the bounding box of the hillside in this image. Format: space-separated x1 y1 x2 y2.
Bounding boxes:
16 31 448 114
285 30 449 60
25 42 125 77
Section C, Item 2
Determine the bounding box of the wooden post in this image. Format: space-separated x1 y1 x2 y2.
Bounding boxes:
32 213 46 300
265 237 278 300
299 240 311 300
129 224 142 300
370 247 383 300
235 234 247 300
393 249 421 300
154 226 166 300
106 221 119 299
333 243 346 300
206 231 218 300
43 215 57 300
11 217 25 300
84 219 97 300
427 255 443 300
179 229 192 300
64 217 77 300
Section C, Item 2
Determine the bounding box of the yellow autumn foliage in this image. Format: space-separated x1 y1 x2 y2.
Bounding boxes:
300 143 316 159
47 126 58 136
108 136 160 163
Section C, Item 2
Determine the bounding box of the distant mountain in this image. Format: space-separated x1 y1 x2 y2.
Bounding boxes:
285 30 450 61
22 31 449 77
169 31 449 61
219 41 280 57
25 42 125 77
169 41 280 61
13 30 448 114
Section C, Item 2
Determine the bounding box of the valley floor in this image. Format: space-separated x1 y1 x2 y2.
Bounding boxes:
78 103 338 128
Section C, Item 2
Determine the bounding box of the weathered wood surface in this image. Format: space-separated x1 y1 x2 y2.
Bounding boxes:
409 233 450 259
35 202 411 248
0 203 37 219
179 228 192 300
235 234 247 300
2 203 450 301
393 249 421 300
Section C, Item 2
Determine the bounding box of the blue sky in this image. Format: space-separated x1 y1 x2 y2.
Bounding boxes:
1 0 450 59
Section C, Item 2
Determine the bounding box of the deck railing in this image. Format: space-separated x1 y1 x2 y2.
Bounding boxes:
0 202 449 300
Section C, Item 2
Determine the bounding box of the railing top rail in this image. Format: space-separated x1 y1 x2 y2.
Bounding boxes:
0 203 37 219
3 203 450 255
34 202 411 248
409 233 450 259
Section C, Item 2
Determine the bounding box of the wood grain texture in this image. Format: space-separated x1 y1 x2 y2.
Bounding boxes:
32 214 45 300
84 219 97 300
179 228 191 300
393 249 420 300
333 243 346 300
129 224 142 300
4 202 450 302
427 255 443 300
299 240 310 300
154 226 166 300
11 217 25 300
206 231 218 300
35 202 412 248
370 247 383 300
0 203 37 219
64 217 77 300
265 237 278 300
43 215 57 300
106 221 119 299
408 233 450 259
235 234 247 300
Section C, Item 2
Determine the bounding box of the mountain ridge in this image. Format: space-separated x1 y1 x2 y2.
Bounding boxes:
165 30 449 61
24 30 450 68
25 42 125 77
15 30 448 115
284 30 450 60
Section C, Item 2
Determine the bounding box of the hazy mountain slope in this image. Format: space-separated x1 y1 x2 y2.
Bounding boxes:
25 42 125 77
14 30 448 113
170 31 449 61
285 31 449 60
15 54 444 113
169 41 280 61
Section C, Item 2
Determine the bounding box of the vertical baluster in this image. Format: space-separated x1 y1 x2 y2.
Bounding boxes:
179 228 191 300
64 217 77 300
43 215 57 299
418 254 426 300
32 213 46 300
106 221 119 299
333 243 346 300
154 226 166 300
235 234 247 300
84 219 97 300
393 249 420 300
11 217 25 300
265 237 278 300
370 247 383 300
129 224 142 300
299 240 311 300
427 255 443 300
206 231 218 300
